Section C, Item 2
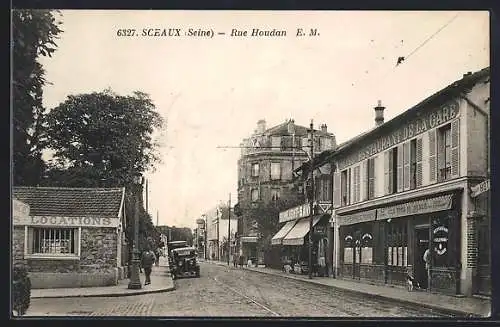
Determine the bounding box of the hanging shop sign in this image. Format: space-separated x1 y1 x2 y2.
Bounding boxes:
279 203 310 223
433 225 449 255
337 209 377 226
314 225 326 235
377 194 453 221
470 179 490 198
336 101 459 170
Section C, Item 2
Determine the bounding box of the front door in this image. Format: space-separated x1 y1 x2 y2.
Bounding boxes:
415 226 429 289
353 230 361 279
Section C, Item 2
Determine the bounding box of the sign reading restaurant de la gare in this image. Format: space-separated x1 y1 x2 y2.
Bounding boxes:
13 215 120 228
377 194 453 220
337 101 459 170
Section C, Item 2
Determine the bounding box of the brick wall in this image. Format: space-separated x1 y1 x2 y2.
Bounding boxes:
466 217 478 269
80 227 118 273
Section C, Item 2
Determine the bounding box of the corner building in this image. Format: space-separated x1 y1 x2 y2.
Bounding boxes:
330 68 490 297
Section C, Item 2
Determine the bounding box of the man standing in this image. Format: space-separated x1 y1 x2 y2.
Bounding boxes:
423 248 431 290
141 247 157 285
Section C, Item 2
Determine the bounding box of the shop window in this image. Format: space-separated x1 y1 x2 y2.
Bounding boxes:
343 233 353 264
432 215 451 267
387 221 408 267
270 162 281 180
251 163 260 177
27 227 79 257
438 124 452 182
361 232 373 264
341 169 350 206
251 188 259 202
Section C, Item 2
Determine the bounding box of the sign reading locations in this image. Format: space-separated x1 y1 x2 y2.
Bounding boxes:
14 214 119 228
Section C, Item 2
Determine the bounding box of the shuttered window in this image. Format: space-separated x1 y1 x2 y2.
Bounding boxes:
428 129 437 183
270 162 281 180
361 161 368 202
355 165 361 203
341 169 350 206
271 136 281 151
397 145 404 192
333 171 341 207
416 137 423 187
367 158 375 199
450 119 460 178
403 142 411 191
438 124 452 181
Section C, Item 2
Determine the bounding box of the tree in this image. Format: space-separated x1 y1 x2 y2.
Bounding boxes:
12 9 62 186
43 89 165 249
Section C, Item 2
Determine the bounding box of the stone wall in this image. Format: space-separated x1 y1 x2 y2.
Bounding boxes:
80 227 118 273
12 226 25 267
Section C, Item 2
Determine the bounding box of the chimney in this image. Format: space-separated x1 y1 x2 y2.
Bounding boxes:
320 124 328 133
257 119 266 134
374 100 385 126
287 119 295 134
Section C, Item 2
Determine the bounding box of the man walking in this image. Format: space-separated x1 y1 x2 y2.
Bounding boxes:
141 247 157 285
423 247 431 290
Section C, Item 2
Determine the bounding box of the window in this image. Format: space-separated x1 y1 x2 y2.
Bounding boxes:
353 166 360 203
438 124 452 181
270 162 281 180
251 163 260 177
341 169 350 206
271 188 280 202
367 158 375 200
387 222 407 267
29 227 79 256
322 138 332 151
301 137 310 150
320 176 332 201
251 188 259 202
410 139 417 189
271 136 281 151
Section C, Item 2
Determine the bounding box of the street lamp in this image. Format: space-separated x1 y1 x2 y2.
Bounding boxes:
128 174 144 289
308 120 315 280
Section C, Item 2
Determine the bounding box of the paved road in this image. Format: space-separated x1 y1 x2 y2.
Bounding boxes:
27 263 456 317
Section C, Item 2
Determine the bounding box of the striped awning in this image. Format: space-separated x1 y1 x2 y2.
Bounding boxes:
241 236 258 243
271 220 297 245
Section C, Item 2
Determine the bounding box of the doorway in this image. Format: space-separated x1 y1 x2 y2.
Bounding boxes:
415 226 429 289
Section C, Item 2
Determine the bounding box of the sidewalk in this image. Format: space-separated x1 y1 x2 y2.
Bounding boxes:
205 261 490 317
31 257 174 299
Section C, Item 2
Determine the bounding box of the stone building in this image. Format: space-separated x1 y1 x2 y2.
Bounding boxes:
236 119 336 266
12 186 128 289
301 67 490 297
205 205 237 261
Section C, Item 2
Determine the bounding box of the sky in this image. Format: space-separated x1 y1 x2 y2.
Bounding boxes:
38 10 489 229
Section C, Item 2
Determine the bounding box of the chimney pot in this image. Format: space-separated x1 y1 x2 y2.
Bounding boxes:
287 119 295 134
374 100 385 127
257 119 266 134
321 124 328 133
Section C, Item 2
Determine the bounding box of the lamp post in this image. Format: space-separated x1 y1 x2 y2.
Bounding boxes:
128 174 144 289
308 120 315 280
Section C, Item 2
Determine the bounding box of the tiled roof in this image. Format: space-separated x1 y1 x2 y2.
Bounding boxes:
12 187 125 218
265 120 332 137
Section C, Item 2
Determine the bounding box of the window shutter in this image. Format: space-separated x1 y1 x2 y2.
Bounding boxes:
384 151 390 195
333 171 341 207
397 145 404 192
356 165 361 203
369 158 375 199
416 137 423 187
403 142 411 191
451 119 460 178
361 160 368 201
428 129 437 183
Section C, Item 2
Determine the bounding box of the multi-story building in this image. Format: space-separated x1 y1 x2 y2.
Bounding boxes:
204 205 237 261
301 67 490 297
236 119 337 265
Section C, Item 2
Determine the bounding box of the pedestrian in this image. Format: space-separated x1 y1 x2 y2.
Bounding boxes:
154 248 161 267
423 248 431 290
232 253 238 268
141 247 157 285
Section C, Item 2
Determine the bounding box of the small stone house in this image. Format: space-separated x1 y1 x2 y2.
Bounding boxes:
12 187 128 289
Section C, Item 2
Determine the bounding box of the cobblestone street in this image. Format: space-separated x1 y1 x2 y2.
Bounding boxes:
27 262 459 317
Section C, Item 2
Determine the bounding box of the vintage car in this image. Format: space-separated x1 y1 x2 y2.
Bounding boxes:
170 246 200 279
167 241 188 267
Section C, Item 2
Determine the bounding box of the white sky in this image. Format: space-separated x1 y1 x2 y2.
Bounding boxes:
39 10 489 229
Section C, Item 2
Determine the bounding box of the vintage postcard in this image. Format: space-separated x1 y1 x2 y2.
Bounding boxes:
11 10 490 318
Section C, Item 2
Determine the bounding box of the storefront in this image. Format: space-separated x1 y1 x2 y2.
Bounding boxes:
274 205 331 276
12 187 127 289
338 192 462 295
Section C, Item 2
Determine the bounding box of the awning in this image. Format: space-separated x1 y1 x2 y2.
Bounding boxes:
271 220 297 245
282 215 322 246
241 236 258 243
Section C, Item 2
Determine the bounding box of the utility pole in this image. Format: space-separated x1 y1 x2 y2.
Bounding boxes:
309 120 315 280
204 216 208 260
228 193 231 266
217 207 220 261
156 210 159 227
145 179 149 214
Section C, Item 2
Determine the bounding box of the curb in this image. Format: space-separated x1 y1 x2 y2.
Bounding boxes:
31 284 176 299
242 267 484 318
